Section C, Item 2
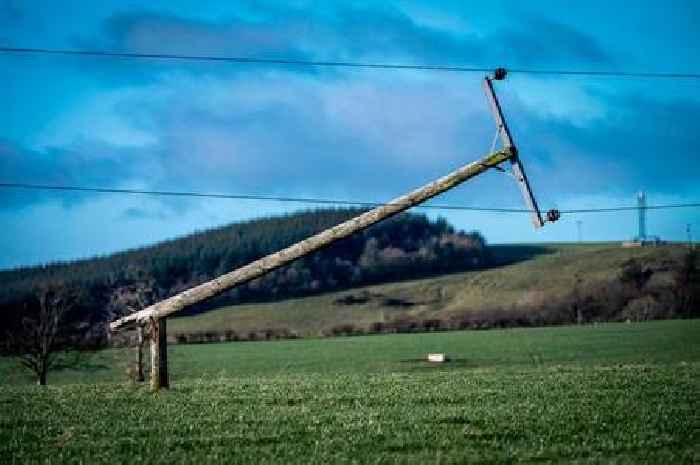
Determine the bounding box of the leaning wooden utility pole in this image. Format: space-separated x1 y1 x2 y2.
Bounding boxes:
110 69 558 391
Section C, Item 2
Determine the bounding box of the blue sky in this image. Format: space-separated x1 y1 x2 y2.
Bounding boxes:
1 0 699 269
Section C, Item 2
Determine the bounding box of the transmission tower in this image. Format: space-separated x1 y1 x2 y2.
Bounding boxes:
576 220 583 242
637 192 647 241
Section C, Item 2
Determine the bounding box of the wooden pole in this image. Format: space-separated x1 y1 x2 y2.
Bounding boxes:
149 317 169 391
110 147 514 331
136 326 145 382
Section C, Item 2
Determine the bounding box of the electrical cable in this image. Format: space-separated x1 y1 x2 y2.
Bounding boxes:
1 182 698 214
2 47 699 79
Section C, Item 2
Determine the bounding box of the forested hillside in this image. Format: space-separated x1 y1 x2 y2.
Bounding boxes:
0 209 489 347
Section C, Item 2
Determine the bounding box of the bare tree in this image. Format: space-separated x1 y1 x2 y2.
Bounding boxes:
108 273 157 382
5 284 78 385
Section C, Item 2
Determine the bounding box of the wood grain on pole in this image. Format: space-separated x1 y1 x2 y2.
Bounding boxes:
111 148 513 331
149 318 168 391
136 326 145 382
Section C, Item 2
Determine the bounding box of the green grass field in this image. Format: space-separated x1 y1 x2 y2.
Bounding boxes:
168 244 688 337
1 320 699 464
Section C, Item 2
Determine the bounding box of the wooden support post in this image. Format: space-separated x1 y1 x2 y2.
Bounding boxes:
149 317 169 391
136 326 145 382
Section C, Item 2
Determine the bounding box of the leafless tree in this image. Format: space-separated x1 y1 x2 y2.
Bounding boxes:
6 284 78 385
108 273 157 382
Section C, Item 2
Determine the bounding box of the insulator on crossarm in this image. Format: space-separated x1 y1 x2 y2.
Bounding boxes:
493 68 507 80
546 209 561 223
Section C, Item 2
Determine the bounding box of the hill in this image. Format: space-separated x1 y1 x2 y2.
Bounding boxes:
168 243 699 340
0 209 491 348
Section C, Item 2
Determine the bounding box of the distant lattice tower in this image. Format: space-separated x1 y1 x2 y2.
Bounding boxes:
637 191 647 241
623 191 664 247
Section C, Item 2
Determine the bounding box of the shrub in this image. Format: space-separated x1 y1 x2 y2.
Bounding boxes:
421 319 443 331
329 324 358 337
621 296 668 321
388 316 420 333
368 321 386 334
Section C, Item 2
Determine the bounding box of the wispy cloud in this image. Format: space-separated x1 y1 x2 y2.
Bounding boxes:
66 5 611 85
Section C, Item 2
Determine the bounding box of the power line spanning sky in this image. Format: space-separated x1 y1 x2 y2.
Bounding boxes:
1 0 699 269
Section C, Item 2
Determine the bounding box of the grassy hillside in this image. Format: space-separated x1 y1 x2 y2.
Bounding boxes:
1 320 698 464
169 243 691 338
1 209 490 348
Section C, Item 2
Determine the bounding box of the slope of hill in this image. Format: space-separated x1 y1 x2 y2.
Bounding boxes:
0 209 491 348
169 243 698 339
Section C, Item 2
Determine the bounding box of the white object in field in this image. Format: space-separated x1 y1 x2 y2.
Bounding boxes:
427 353 446 363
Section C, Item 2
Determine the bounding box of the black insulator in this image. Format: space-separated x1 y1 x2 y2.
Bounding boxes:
546 209 561 223
493 68 507 80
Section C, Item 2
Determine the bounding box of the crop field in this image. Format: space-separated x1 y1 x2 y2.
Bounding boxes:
1 320 699 464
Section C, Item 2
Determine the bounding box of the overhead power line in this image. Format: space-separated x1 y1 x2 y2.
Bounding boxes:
1 46 699 79
2 182 699 214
